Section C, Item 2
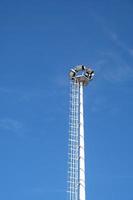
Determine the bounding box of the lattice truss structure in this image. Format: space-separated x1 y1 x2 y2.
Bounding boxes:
67 80 80 200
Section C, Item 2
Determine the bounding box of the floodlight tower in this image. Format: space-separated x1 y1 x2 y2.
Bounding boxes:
67 65 94 200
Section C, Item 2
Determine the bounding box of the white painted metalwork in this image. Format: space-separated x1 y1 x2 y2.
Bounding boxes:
79 82 85 200
67 80 79 200
67 65 94 200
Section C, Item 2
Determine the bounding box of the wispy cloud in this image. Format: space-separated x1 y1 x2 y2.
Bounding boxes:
108 31 133 57
89 11 133 83
0 86 54 102
96 52 133 83
0 118 24 136
90 11 133 58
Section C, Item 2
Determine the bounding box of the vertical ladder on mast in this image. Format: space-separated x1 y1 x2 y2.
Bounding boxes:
67 81 79 200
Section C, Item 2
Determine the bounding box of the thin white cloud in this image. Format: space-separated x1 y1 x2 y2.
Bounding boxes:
89 11 133 83
109 31 133 57
0 118 24 136
96 52 133 83
90 11 133 57
0 86 54 102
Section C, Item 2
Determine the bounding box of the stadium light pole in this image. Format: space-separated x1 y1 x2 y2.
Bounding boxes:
67 65 94 200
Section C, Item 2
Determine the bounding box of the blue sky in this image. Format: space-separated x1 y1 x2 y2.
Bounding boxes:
0 0 133 199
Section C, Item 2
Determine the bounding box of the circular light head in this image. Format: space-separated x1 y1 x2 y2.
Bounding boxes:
69 65 94 85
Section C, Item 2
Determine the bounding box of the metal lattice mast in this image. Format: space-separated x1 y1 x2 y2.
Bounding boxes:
67 65 94 200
